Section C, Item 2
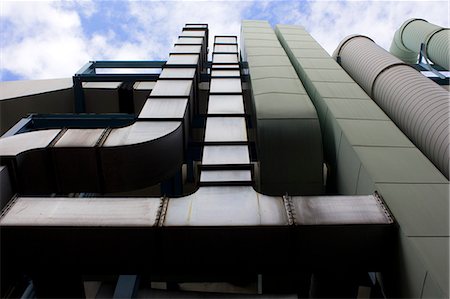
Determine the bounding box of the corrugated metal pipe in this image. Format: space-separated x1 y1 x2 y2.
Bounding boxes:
389 18 449 69
333 35 449 179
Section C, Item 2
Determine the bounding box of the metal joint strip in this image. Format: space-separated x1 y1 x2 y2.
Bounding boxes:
156 196 169 227
374 191 395 224
282 193 296 226
0 194 18 220
370 62 413 97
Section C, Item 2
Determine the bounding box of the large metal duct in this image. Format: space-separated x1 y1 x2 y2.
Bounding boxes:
390 18 449 69
333 35 449 179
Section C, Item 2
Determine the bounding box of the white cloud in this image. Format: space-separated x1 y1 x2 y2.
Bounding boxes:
259 0 449 55
0 0 448 80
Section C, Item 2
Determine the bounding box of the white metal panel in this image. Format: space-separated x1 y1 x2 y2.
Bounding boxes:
0 197 161 227
202 145 250 165
103 122 180 146
204 117 247 142
0 129 61 156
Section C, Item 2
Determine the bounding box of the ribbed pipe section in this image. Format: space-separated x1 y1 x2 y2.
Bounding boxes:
390 18 449 69
334 35 449 179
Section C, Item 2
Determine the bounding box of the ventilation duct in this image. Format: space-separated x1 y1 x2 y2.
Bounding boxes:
333 35 449 179
390 18 449 69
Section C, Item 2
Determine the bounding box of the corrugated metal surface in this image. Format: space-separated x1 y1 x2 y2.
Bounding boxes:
390 18 449 69
335 36 402 95
428 29 450 69
336 36 449 179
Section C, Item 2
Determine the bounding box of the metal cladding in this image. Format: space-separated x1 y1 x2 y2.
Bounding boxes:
390 18 449 69
334 35 449 179
241 20 324 196
0 190 394 276
277 24 448 297
0 25 209 194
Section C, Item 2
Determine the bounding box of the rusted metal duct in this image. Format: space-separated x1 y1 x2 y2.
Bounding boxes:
390 18 449 69
333 35 449 179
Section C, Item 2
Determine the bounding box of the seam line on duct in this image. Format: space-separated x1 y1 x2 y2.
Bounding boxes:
370 63 414 97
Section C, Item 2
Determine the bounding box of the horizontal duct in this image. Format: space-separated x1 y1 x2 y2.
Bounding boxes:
334 35 449 179
390 18 449 69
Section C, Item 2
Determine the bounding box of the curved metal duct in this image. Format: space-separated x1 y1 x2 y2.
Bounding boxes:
390 18 449 69
333 35 449 179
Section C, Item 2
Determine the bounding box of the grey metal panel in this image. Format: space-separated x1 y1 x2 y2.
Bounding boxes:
210 70 240 77
159 68 196 79
180 30 205 37
292 195 392 225
200 170 251 182
215 37 237 43
204 117 247 142
0 129 60 156
103 122 181 146
336 35 449 179
163 186 287 226
166 54 199 65
54 129 104 147
138 98 188 119
213 44 237 53
0 197 161 227
213 54 239 64
207 95 244 114
100 123 184 192
172 45 202 53
0 166 13 210
210 78 242 93
177 37 203 44
150 80 193 97
202 145 249 165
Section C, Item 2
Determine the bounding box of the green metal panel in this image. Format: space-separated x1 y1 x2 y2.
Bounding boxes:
301 68 355 82
338 120 414 147
354 147 447 184
291 48 330 58
422 272 447 299
410 237 449 295
246 47 287 56
275 22 449 298
283 41 324 49
246 55 292 67
395 232 428 298
257 118 323 195
242 39 281 48
253 93 317 119
312 82 370 99
375 183 449 237
243 33 278 41
336 136 361 195
242 20 323 195
324 98 390 120
354 165 375 195
247 66 299 79
251 78 307 95
294 58 342 69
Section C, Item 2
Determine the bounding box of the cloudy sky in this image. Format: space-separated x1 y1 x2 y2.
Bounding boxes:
0 0 448 81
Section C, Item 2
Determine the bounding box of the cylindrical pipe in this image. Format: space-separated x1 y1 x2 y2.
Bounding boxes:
390 18 449 69
333 35 449 179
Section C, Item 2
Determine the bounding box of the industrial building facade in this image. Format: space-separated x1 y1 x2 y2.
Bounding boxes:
0 19 448 298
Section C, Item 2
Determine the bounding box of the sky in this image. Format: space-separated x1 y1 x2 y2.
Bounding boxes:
0 0 448 81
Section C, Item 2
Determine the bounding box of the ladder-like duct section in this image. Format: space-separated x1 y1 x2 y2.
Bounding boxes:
333 35 449 179
390 18 449 69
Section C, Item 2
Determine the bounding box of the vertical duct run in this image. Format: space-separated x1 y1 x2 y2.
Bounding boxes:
390 18 449 69
334 35 449 179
